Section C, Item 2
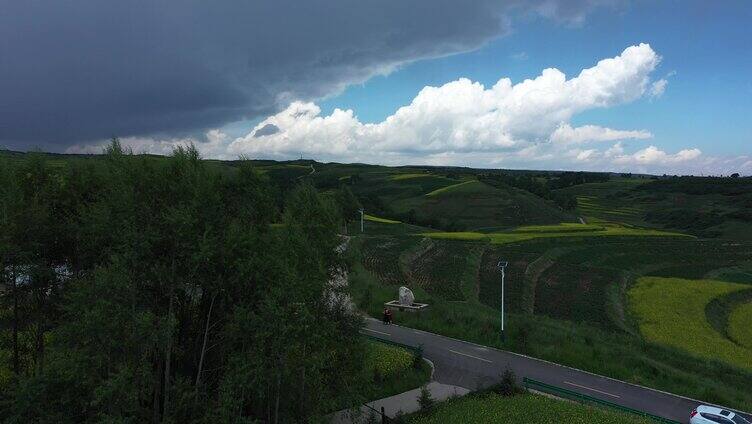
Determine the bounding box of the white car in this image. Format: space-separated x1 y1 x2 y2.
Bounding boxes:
690 405 751 424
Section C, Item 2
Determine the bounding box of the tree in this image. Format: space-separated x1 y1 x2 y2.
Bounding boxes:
217 183 365 422
0 158 23 376
336 185 361 228
1 146 368 423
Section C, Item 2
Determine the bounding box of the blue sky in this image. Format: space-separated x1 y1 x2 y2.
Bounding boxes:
317 1 752 158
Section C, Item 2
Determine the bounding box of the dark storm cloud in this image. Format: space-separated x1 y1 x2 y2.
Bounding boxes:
0 0 612 149
253 124 280 138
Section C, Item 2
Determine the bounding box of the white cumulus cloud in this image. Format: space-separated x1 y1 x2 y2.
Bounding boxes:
613 145 702 165
231 43 662 160
550 124 652 144
650 78 668 98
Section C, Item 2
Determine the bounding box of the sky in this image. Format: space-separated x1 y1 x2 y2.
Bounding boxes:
2 1 751 174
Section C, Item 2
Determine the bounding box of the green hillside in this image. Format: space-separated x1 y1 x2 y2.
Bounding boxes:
351 173 574 231
556 176 752 239
5 149 752 413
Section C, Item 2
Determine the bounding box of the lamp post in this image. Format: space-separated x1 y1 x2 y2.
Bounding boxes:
497 260 508 341
359 208 364 233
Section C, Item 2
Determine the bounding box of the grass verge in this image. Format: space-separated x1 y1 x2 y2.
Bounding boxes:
335 338 430 412
364 339 431 401
404 392 653 424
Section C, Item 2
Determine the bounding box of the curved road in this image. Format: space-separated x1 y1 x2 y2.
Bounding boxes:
362 318 751 423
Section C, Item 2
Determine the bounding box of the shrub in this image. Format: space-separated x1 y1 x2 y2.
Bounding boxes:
492 367 522 397
516 321 532 351
361 285 373 309
412 344 424 370
418 385 435 412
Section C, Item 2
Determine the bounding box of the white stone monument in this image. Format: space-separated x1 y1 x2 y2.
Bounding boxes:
385 285 428 312
398 286 415 306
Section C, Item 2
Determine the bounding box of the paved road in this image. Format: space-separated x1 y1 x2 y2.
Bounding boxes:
363 318 751 423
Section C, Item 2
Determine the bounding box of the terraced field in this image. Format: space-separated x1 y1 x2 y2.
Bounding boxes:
729 302 752 349
536 264 621 328
473 238 752 330
576 195 643 219
351 235 752 411
404 239 478 300
554 178 651 226
424 222 688 244
478 247 542 314
359 236 475 300
359 237 418 286
629 277 752 371
558 238 752 278
390 173 434 181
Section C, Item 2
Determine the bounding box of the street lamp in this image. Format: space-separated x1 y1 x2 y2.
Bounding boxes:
359 208 365 233
497 260 508 341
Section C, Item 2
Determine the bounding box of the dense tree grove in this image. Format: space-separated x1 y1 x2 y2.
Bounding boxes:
639 175 752 196
0 142 365 423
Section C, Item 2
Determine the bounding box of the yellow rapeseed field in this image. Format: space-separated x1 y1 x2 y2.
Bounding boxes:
364 214 401 224
365 341 413 377
390 173 433 181
729 301 752 350
424 180 478 197
629 277 752 371
422 223 688 244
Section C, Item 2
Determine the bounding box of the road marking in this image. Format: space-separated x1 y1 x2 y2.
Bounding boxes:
363 328 391 336
448 349 492 363
564 381 620 398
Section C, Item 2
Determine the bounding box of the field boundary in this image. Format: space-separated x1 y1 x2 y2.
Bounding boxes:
424 180 477 197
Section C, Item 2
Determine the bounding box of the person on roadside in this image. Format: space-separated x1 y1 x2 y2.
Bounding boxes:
383 307 389 325
385 308 393 325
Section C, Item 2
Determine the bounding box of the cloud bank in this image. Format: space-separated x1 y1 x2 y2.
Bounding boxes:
1 0 615 150
222 43 701 171
69 44 745 175
232 43 662 157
